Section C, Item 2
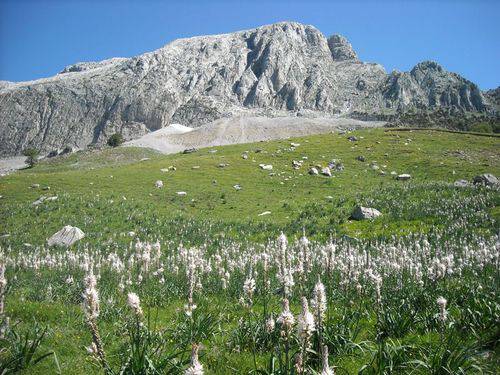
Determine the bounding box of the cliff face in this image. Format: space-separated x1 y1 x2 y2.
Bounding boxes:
0 22 492 156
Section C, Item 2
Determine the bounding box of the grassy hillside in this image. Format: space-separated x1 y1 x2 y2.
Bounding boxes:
1 128 499 244
0 128 499 374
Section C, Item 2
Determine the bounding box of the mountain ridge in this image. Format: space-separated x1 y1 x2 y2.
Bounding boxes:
0 21 496 156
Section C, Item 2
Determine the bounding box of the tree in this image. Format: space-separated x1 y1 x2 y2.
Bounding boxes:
22 148 39 168
107 133 124 147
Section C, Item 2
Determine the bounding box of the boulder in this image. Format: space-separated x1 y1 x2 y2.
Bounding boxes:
473 173 498 187
350 206 382 220
347 136 358 142
47 225 85 247
183 148 198 154
356 156 365 162
155 180 163 188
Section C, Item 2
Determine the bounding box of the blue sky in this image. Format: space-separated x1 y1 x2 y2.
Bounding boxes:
0 0 498 89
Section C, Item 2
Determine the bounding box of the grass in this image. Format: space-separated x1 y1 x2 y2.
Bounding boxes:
1 128 498 244
0 127 499 374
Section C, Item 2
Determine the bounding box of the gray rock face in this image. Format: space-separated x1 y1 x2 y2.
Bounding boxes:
327 35 358 61
350 206 382 220
0 21 493 156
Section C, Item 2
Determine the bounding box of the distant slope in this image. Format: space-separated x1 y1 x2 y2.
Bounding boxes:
124 116 385 153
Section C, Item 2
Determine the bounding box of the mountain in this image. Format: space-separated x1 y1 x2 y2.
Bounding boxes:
0 21 495 157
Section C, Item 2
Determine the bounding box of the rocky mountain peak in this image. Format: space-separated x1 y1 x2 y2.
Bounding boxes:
0 21 494 157
327 34 358 61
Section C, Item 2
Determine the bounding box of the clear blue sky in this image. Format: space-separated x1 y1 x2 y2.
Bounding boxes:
0 0 498 89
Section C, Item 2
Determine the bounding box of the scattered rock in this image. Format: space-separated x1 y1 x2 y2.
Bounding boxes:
242 153 249 160
292 160 303 169
47 150 59 158
177 191 187 196
192 166 200 170
258 211 271 216
42 186 50 191
209 149 217 153
321 167 332 177
140 158 150 162
454 180 469 188
47 225 85 247
155 180 163 188
160 168 169 172
183 148 198 154
356 156 365 162
31 184 40 189
308 167 319 175
218 163 228 168
347 136 358 142
233 184 242 190
328 159 344 171
396 174 411 181
473 173 498 187
290 142 300 147
350 206 382 220
259 164 273 170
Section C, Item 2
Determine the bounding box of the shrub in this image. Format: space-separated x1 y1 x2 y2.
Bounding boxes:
21 148 39 168
107 133 124 147
469 122 493 133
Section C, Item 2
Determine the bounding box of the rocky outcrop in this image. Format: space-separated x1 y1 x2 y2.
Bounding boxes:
0 21 493 156
327 35 358 61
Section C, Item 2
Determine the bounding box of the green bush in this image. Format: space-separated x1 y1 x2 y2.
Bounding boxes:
21 148 39 168
469 122 493 133
107 133 124 147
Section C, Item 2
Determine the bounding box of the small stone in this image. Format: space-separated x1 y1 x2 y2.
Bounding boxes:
183 148 198 154
218 163 228 168
396 174 411 181
233 184 242 190
177 191 187 196
192 166 200 170
347 136 358 142
258 211 271 216
140 158 150 161
454 180 469 188
290 142 300 147
356 156 365 162
308 167 319 175
259 164 273 170
155 180 163 188
42 186 50 190
242 153 249 160
31 184 40 189
321 167 332 177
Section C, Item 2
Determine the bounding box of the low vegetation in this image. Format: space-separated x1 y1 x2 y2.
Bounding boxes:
0 128 498 374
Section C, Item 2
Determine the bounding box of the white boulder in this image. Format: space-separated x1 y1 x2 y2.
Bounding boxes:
350 206 382 220
47 225 85 247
